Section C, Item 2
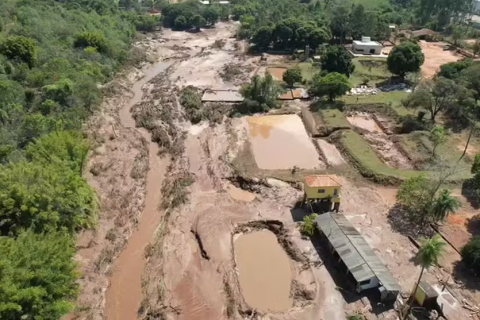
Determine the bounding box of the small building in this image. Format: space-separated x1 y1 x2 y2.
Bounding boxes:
316 213 401 301
352 36 383 55
302 175 341 212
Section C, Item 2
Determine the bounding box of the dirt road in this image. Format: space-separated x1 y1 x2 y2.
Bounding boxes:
105 62 171 320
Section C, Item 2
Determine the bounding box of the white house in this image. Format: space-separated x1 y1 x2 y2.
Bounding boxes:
352 36 383 55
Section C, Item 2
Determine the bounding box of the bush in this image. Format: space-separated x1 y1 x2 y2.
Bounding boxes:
461 237 480 275
74 32 108 54
180 86 203 123
0 230 78 319
0 161 97 236
300 213 318 237
0 36 37 68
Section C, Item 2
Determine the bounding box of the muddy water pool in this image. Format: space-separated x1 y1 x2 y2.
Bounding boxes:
247 115 322 170
346 112 383 133
234 230 293 312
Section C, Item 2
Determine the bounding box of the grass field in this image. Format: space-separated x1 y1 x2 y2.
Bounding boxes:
298 62 317 82
339 130 473 183
341 92 411 116
350 57 391 86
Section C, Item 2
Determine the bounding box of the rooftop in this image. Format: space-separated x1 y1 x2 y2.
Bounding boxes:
353 39 382 46
305 175 341 188
411 28 436 37
316 213 401 293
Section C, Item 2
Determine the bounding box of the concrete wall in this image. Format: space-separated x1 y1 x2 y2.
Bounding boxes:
352 44 382 55
305 185 340 202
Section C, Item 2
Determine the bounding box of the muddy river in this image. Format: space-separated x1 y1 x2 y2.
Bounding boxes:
234 230 293 312
105 61 171 320
247 115 321 170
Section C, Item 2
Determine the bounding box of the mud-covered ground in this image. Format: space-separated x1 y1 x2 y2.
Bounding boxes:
72 21 480 320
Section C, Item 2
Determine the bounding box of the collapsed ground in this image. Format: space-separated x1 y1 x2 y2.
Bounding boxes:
72 21 480 320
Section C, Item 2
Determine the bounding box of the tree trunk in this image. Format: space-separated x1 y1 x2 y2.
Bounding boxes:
432 144 437 159
458 123 475 163
402 266 425 320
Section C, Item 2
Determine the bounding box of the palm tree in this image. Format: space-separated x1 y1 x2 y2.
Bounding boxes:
403 234 446 320
431 190 460 223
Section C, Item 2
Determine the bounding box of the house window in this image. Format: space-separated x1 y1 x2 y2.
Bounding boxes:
359 279 371 286
318 189 326 194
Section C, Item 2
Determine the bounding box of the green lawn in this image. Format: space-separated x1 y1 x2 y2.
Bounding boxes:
298 62 317 82
350 57 391 87
338 130 472 184
341 92 412 117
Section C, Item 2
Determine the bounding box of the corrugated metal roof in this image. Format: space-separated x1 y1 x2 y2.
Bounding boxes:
316 213 401 293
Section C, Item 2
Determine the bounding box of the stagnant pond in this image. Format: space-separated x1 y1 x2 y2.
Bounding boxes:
234 230 293 312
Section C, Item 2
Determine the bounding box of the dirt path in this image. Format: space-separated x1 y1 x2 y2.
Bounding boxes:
104 62 171 320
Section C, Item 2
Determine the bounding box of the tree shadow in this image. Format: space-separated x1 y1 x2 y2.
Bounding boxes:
452 260 480 291
387 204 427 238
466 214 480 235
461 179 480 210
308 99 345 112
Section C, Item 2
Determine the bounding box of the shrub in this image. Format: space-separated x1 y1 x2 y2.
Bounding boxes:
180 86 203 123
461 237 480 275
74 32 108 54
0 36 37 68
300 213 318 237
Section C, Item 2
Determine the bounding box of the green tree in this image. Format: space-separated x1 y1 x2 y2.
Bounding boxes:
0 161 97 236
189 14 206 31
396 175 433 222
282 67 302 87
310 72 351 101
429 125 447 158
320 45 355 77
473 41 480 57
452 25 466 46
461 236 480 275
329 6 350 42
300 213 318 237
0 230 78 320
431 189 459 222
25 131 89 174
438 59 474 79
472 153 480 174
42 78 75 107
403 235 446 320
460 64 480 101
252 26 273 51
387 41 425 81
202 6 219 25
73 32 108 54
0 36 37 68
405 77 457 122
174 15 188 30
240 73 282 113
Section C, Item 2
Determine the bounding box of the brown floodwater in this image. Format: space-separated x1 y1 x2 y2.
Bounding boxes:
234 230 293 312
105 61 171 320
247 115 320 170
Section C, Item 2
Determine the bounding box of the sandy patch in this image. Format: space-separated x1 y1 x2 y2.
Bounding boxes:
315 139 346 166
247 115 324 170
420 40 463 78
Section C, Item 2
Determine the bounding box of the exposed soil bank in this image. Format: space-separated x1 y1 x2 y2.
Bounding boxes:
105 62 170 320
234 230 293 312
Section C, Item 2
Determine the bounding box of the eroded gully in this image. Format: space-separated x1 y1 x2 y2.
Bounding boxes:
105 61 171 320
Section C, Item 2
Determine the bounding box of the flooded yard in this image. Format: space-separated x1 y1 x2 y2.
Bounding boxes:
234 230 293 312
247 115 323 170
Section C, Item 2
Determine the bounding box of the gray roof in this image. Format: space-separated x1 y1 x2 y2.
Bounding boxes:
316 213 401 293
201 90 244 102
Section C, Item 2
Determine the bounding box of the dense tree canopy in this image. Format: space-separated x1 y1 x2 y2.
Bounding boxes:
387 41 425 80
0 36 37 68
310 72 351 101
239 73 282 113
0 230 78 319
320 45 355 77
283 67 302 87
